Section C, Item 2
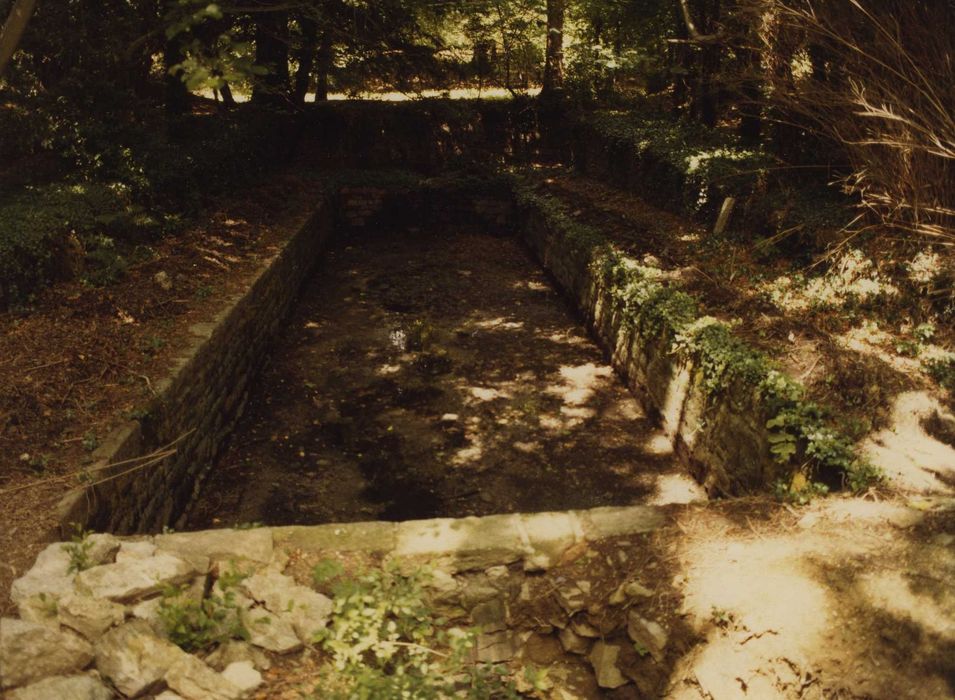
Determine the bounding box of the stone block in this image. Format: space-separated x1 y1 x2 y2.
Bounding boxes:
273 521 396 554
94 620 186 697
77 552 195 602
0 619 94 689
155 529 274 566
394 514 525 573
576 506 664 540
518 511 583 571
10 543 75 605
7 673 113 700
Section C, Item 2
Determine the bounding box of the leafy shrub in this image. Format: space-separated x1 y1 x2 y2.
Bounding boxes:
0 183 133 306
62 526 94 574
312 562 516 699
925 353 955 392
774 474 829 506
158 569 248 652
574 109 773 221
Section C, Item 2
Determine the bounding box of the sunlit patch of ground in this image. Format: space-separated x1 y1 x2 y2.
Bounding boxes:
862 391 955 494
665 497 955 699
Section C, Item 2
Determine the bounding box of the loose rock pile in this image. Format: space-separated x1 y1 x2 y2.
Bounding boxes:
1 507 671 698
1 530 327 699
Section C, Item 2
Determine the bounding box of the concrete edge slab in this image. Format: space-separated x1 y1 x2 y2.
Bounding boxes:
267 505 667 573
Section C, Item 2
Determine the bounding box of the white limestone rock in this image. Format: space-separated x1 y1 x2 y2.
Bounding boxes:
589 641 629 689
10 544 76 605
7 673 113 700
115 541 157 563
16 594 60 626
626 611 668 662
221 661 263 696
165 654 242 700
58 594 126 641
85 534 121 566
0 618 94 689
240 607 302 654
94 620 186 697
77 552 195 602
240 570 332 643
204 641 271 672
129 597 164 633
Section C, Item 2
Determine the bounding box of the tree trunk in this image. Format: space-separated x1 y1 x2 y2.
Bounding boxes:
542 0 564 95
252 10 290 106
691 0 721 128
0 0 37 77
671 11 691 114
164 33 191 116
737 46 762 144
292 15 318 105
220 81 237 107
313 33 332 101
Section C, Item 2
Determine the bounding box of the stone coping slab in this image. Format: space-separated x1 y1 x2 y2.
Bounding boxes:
273 504 664 573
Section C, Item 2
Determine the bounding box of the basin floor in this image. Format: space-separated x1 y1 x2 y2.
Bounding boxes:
185 228 703 528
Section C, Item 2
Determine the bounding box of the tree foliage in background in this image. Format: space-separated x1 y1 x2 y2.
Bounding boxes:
1 0 952 272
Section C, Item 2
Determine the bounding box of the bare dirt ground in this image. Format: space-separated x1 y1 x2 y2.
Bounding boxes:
0 173 327 615
185 227 703 529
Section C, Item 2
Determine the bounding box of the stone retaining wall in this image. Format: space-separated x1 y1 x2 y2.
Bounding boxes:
57 198 336 536
301 99 541 172
55 172 774 539
515 196 773 494
336 177 513 235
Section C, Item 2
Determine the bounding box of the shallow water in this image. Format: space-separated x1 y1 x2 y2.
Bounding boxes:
185 228 701 529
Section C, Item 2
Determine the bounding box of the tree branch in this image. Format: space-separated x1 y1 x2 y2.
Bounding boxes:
677 0 724 44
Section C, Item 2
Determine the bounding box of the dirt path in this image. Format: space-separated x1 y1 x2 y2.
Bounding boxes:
185 228 704 529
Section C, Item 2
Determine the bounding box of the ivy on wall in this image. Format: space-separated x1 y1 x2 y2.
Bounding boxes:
513 180 882 499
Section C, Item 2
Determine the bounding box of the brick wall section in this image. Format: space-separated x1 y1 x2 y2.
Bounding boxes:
338 187 390 228
57 198 336 535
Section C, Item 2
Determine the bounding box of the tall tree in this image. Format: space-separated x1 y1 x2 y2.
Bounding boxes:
678 0 723 127
252 7 290 106
541 0 564 94
292 12 318 105
0 0 36 77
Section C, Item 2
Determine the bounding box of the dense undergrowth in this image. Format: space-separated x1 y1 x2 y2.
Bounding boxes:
0 102 298 309
572 107 855 253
